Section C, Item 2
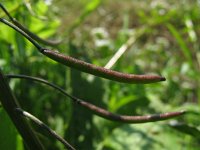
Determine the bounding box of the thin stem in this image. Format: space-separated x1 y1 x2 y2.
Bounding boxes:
12 19 61 46
7 74 185 123
0 18 42 50
0 3 13 20
15 108 76 150
104 36 136 69
0 3 61 46
104 28 144 69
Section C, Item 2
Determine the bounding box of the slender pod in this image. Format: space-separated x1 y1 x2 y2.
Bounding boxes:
0 17 165 84
0 4 166 84
42 49 165 84
75 99 185 123
7 74 185 123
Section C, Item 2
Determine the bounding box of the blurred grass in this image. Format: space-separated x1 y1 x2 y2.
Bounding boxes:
0 0 200 149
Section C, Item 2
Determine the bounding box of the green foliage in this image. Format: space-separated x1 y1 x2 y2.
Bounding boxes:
0 108 23 150
0 0 199 149
68 0 101 33
166 23 194 69
97 123 198 150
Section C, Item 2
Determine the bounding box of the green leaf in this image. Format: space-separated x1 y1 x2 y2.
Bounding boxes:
166 23 194 68
98 123 198 150
69 0 101 33
0 108 23 150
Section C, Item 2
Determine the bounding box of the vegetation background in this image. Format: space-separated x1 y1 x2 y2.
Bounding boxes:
0 0 200 149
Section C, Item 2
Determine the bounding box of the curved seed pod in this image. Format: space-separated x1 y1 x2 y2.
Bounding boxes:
76 99 185 123
42 49 165 84
7 74 185 124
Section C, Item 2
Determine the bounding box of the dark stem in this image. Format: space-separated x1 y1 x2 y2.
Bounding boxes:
0 3 61 46
0 18 42 50
0 69 44 150
15 108 76 150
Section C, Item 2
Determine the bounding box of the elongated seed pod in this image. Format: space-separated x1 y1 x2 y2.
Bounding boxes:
7 74 185 124
42 49 165 84
76 99 185 123
0 8 166 84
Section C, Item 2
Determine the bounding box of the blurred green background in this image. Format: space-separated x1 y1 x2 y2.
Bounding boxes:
0 0 200 149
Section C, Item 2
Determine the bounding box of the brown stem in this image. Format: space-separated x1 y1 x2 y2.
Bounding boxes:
0 69 44 150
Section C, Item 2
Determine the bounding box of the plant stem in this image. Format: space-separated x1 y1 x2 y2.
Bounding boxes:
15 108 76 150
0 69 44 150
